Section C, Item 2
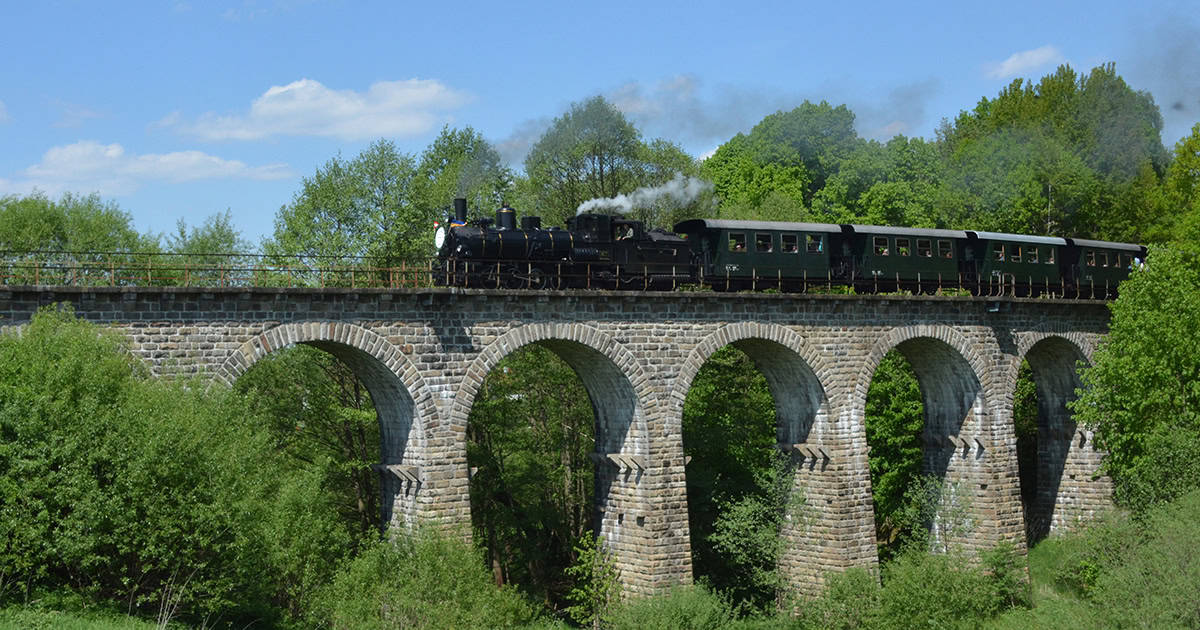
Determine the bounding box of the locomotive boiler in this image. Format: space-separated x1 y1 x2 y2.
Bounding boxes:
434 198 692 289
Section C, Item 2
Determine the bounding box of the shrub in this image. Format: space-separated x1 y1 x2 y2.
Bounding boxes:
0 307 353 627
606 584 732 630
794 568 880 630
316 528 539 630
1090 489 1200 629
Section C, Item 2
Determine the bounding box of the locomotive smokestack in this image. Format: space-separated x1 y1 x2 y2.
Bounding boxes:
453 198 468 223
496 204 516 230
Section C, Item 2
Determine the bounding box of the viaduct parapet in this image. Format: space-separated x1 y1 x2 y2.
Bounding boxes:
0 286 1113 596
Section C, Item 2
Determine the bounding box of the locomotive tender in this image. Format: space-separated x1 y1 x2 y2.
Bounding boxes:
434 198 1145 298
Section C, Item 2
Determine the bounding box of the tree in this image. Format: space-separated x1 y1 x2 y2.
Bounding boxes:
233 345 383 538
411 125 513 221
0 192 157 254
937 63 1168 241
1071 243 1200 513
523 96 645 226
0 308 354 625
467 346 595 608
164 209 255 283
681 346 781 611
1163 123 1200 244
702 134 809 215
522 96 706 228
864 352 925 555
264 139 419 264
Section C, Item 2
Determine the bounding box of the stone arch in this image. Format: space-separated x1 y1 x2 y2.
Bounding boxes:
852 325 993 553
671 322 875 593
215 321 436 529
453 323 656 454
452 322 665 593
1007 330 1105 542
671 322 834 445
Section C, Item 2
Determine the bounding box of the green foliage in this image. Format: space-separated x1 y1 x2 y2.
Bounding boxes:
681 346 782 611
939 63 1167 240
606 584 732 630
467 346 595 607
794 568 881 630
264 139 420 264
0 192 157 254
863 351 924 554
1089 490 1200 629
564 534 620 629
412 125 513 220
867 548 1024 630
0 307 353 626
317 528 539 630
522 96 707 228
234 345 382 537
1071 243 1200 512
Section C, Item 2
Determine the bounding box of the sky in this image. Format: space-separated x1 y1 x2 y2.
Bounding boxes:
2 0 1198 244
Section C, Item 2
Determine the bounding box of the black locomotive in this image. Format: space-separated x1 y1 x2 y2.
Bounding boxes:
433 198 1145 298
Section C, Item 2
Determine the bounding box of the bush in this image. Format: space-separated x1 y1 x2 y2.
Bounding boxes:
794 568 880 630
316 528 540 630
607 584 732 630
0 307 352 627
1090 489 1200 629
869 545 1029 630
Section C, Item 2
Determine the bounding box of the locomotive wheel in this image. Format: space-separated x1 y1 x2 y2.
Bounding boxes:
527 268 546 290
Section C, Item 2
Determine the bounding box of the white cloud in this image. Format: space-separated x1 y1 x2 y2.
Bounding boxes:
1 140 291 197
985 45 1065 80
0 100 9 124
166 78 471 141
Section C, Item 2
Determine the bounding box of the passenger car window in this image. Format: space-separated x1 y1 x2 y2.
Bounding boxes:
1086 251 1095 267
1046 247 1056 264
896 238 911 256
874 236 889 256
917 239 932 257
781 234 798 253
1012 245 1022 263
755 233 773 253
938 240 953 259
993 243 1005 261
806 234 823 253
729 233 746 252
1028 247 1039 264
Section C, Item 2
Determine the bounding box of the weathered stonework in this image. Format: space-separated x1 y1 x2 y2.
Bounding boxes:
0 286 1115 596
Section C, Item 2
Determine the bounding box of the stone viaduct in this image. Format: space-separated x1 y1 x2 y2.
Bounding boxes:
0 286 1113 596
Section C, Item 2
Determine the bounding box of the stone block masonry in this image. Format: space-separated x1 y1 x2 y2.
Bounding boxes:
0 286 1114 597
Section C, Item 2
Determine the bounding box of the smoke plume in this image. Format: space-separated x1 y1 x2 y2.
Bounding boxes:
575 173 712 215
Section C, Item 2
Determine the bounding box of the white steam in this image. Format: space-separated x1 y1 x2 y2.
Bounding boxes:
575 173 712 215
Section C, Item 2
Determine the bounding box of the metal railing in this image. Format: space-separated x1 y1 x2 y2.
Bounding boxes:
0 251 436 289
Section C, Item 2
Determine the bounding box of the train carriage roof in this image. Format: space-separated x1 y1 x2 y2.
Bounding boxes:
673 218 842 233
1066 238 1145 252
847 224 967 239
967 231 1067 246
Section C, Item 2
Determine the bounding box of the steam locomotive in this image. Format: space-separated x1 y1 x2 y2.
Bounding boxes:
433 198 1145 298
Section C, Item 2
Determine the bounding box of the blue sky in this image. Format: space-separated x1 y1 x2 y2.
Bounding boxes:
2 0 1198 243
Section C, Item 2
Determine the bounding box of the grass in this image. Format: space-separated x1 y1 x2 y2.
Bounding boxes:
0 607 162 630
984 535 1099 629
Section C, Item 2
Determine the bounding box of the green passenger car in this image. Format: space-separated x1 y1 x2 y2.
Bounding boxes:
672 219 841 290
846 225 966 292
968 231 1067 296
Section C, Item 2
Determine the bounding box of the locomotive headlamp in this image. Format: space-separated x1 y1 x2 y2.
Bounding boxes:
434 225 446 249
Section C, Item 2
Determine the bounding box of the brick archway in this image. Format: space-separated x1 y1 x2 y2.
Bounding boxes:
215 321 437 529
852 324 997 555
1008 330 1109 542
451 322 681 595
